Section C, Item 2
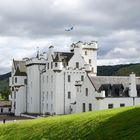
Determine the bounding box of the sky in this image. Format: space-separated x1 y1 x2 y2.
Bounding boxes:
0 0 140 74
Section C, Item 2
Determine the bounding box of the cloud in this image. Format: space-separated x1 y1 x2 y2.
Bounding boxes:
0 0 140 74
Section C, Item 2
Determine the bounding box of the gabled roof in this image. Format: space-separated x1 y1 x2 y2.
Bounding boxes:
88 75 140 97
53 52 74 63
89 76 129 91
14 66 27 76
13 60 27 73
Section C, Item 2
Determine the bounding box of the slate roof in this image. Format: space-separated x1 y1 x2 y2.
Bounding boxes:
14 67 27 76
13 60 27 76
53 52 74 66
88 76 140 97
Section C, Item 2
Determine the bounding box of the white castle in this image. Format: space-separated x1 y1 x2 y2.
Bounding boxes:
9 41 140 116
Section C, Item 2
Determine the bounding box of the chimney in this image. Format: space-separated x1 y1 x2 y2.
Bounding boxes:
129 72 137 97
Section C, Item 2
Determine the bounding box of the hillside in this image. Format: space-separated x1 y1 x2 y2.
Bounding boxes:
0 72 10 91
97 63 140 76
0 106 140 140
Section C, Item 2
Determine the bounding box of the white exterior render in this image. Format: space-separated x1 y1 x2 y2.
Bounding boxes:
9 41 140 116
74 73 140 113
9 41 98 116
9 60 27 116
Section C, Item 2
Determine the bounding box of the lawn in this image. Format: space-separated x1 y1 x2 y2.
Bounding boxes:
0 105 140 140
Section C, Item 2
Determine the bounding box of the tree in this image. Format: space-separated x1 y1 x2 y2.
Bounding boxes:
0 88 10 100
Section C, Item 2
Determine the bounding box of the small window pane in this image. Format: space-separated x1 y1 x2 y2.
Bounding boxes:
68 75 71 82
83 103 86 112
120 103 125 107
108 104 113 109
89 103 92 111
76 62 79 68
68 92 71 99
85 88 88 96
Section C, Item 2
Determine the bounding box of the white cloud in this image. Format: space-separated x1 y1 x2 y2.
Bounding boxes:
0 0 140 74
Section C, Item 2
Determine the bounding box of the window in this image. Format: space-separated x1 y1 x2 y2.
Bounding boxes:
14 93 16 99
76 62 79 69
12 77 14 84
51 104 53 111
68 92 71 99
108 104 113 109
51 75 53 83
42 91 45 101
46 104 48 110
89 103 92 111
51 62 53 69
43 76 44 83
46 76 48 83
14 102 16 109
15 77 17 83
77 87 79 92
120 103 125 107
1 108 3 113
85 51 87 55
31 97 32 104
9 108 11 112
55 62 58 67
46 91 48 100
51 91 53 100
83 103 86 112
81 75 84 81
68 75 71 82
24 79 27 85
47 63 49 69
89 59 91 64
85 88 88 96
31 81 32 88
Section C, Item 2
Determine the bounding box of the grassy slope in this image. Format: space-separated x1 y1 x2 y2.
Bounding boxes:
0 106 140 140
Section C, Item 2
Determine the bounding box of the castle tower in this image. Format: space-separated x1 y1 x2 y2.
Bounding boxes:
26 55 46 113
70 41 98 75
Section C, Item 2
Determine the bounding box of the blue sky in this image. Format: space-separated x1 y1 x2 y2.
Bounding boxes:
0 0 140 74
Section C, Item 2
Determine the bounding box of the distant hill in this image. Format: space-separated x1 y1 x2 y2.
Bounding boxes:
97 63 140 76
0 72 11 81
0 72 11 91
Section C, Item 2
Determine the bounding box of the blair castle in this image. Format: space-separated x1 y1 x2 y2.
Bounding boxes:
9 41 140 116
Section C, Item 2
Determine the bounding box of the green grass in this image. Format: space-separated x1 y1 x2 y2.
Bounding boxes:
0 106 140 140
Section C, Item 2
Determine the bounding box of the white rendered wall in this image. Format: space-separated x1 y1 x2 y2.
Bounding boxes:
0 108 11 113
75 76 99 113
98 98 134 110
64 70 86 114
15 86 26 116
9 75 27 115
27 63 45 113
